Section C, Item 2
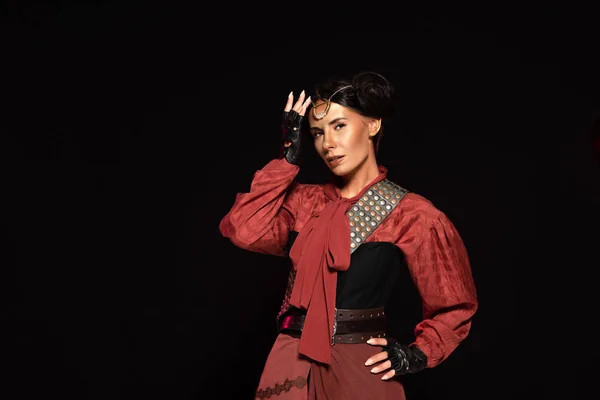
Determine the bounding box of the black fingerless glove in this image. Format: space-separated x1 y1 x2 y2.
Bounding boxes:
280 110 303 165
383 338 428 376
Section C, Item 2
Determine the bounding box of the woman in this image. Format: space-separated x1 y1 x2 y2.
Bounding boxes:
219 71 478 399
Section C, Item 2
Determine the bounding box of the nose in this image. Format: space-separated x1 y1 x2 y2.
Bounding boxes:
321 131 336 151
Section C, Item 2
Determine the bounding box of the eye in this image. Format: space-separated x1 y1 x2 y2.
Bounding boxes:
312 131 323 138
334 123 346 130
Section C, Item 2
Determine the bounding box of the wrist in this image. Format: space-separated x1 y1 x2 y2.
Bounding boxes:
407 345 427 373
384 339 428 376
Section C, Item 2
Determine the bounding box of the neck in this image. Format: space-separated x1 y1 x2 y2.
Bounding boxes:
338 157 380 199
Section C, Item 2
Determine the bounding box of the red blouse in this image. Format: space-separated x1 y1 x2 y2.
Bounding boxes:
219 158 478 368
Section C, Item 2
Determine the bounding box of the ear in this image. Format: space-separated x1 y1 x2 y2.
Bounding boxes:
368 118 382 137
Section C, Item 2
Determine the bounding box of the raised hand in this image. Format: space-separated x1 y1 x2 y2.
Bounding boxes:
280 90 312 165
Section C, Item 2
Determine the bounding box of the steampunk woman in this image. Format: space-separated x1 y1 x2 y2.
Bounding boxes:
219 71 478 399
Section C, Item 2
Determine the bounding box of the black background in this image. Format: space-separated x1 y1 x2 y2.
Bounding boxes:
3 2 600 399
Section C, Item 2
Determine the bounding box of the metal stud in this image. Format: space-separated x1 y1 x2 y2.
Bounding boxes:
347 179 408 253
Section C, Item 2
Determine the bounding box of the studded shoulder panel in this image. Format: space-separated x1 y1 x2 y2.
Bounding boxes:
348 179 408 253
277 179 408 318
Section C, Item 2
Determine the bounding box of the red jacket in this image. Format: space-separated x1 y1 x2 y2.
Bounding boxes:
220 158 478 367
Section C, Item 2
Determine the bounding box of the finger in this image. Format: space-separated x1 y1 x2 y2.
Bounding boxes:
299 96 311 116
370 360 392 375
364 351 389 366
292 90 306 112
284 91 294 112
381 368 396 381
366 338 388 346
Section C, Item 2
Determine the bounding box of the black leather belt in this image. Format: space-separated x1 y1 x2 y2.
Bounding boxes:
277 307 387 344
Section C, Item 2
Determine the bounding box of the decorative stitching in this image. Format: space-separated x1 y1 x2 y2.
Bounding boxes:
256 376 308 399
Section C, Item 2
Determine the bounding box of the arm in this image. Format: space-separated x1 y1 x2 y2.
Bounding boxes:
367 202 477 379
219 90 312 256
219 158 301 256
405 210 478 368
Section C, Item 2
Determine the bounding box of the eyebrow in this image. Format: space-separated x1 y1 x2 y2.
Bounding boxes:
310 117 347 131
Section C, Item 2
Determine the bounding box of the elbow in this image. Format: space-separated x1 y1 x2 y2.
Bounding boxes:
424 298 479 337
464 298 478 318
454 299 478 339
220 219 246 246
219 217 262 249
457 298 479 327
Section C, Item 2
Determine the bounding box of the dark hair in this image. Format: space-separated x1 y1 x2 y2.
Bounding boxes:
310 71 395 153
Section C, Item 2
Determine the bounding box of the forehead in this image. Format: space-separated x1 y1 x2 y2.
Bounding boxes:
308 102 358 127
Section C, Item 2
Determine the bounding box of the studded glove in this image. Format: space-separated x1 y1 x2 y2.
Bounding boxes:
383 338 428 376
280 109 303 165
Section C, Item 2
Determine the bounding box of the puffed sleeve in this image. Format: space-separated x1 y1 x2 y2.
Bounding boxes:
219 158 303 256
405 210 478 368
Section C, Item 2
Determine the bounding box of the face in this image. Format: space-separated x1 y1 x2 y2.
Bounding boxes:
308 101 380 178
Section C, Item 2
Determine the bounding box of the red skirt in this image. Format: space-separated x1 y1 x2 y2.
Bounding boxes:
255 334 406 400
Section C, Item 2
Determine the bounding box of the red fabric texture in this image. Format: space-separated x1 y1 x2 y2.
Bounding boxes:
254 333 406 400
219 157 478 370
254 334 311 400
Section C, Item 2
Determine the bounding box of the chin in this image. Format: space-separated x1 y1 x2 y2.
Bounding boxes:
327 164 350 177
